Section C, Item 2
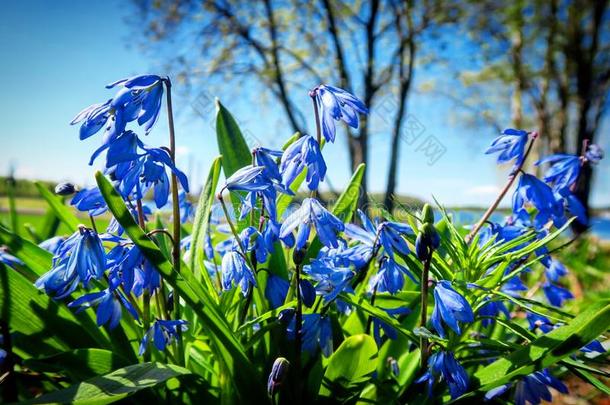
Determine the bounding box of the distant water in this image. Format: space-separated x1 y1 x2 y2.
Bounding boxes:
448 210 610 241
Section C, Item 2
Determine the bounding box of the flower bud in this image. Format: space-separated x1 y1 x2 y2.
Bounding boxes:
421 203 434 225
292 243 309 265
416 223 440 262
267 357 290 396
55 182 76 196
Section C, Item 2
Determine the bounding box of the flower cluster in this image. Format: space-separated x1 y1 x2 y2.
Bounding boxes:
34 75 190 356
17 74 606 405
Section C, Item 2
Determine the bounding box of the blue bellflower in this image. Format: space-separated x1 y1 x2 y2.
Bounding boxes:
370 256 417 295
536 154 581 192
345 210 412 259
280 198 345 250
71 187 108 216
68 276 139 330
253 147 283 183
304 259 354 302
542 282 573 307
513 173 564 228
485 368 568 405
35 227 106 298
485 128 529 169
416 351 469 399
139 319 188 355
430 281 474 338
265 274 290 309
311 85 368 143
0 248 23 268
221 251 256 296
286 313 333 357
116 147 189 208
280 135 327 191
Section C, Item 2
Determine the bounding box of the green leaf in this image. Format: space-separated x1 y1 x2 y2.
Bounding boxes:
95 172 265 402
0 262 111 358
26 362 190 404
189 155 222 294
319 334 378 400
35 181 80 231
470 299 610 395
331 163 365 223
23 348 130 380
0 225 52 278
215 100 251 178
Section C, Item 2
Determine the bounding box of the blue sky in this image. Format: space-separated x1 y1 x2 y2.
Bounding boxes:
1 0 608 208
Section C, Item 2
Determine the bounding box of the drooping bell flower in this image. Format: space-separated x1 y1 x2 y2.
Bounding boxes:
310 85 368 143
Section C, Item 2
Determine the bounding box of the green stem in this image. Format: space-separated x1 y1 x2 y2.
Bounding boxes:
420 257 431 369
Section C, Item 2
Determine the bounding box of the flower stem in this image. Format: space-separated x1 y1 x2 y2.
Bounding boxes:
311 95 322 145
465 134 538 243
420 256 431 369
163 78 184 366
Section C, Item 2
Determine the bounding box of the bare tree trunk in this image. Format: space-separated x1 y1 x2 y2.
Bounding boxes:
384 3 415 211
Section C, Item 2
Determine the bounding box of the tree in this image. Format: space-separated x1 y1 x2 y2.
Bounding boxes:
456 0 609 229
132 0 458 208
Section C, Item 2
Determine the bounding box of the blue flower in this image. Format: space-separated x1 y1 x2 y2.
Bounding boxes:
311 85 368 143
526 312 554 333
478 298 510 327
38 236 66 255
139 319 188 355
315 240 371 270
415 224 440 261
35 227 106 298
280 135 327 190
345 210 412 259
253 147 283 183
536 154 581 192
485 128 529 168
71 187 108 216
541 257 567 283
68 277 139 329
221 251 256 296
89 129 142 167
265 274 290 309
485 369 567 405
542 282 573 307
237 226 270 264
371 306 410 347
116 147 189 208
0 248 22 268
286 313 333 356
378 222 412 259
280 198 345 250
430 281 474 338
512 174 564 228
70 100 113 141
370 257 417 294
416 351 469 399
106 74 164 134
223 165 273 193
304 259 354 302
